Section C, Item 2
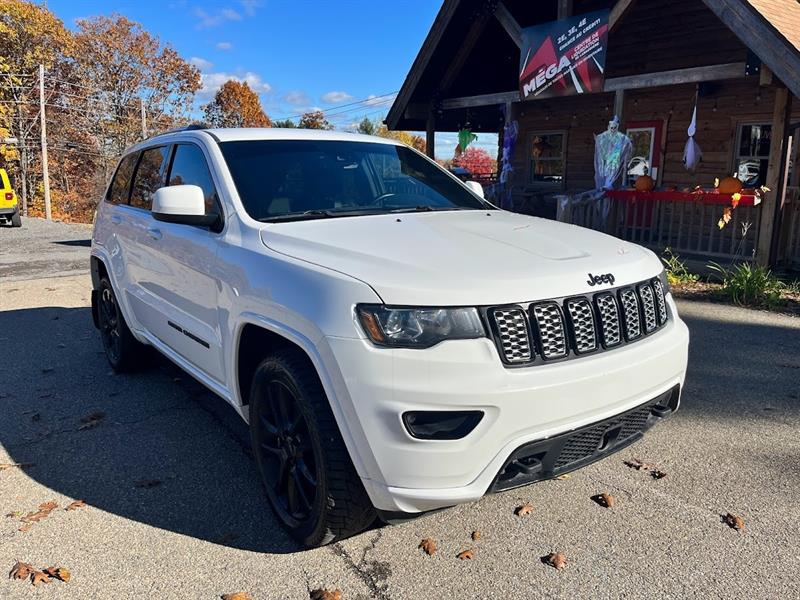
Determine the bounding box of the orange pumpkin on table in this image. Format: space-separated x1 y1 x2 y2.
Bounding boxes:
718 176 743 195
634 174 655 192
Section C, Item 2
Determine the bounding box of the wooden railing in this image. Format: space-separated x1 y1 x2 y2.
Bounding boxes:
781 186 800 269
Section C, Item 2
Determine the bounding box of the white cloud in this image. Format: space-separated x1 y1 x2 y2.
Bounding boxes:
194 7 242 28
283 91 312 106
363 93 398 107
198 71 271 100
321 91 353 104
189 56 213 72
239 0 261 16
216 41 233 50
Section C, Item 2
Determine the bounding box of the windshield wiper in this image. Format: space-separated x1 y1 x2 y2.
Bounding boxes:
259 208 388 223
388 205 469 214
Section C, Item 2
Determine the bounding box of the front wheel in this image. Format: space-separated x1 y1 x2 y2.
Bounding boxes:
249 349 376 547
10 208 21 227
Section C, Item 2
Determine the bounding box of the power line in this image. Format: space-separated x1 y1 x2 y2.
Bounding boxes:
272 91 398 121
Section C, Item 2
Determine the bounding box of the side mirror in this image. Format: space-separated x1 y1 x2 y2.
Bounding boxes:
465 180 484 198
152 185 215 226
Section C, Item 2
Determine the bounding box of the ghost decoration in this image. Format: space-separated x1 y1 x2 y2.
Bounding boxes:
683 102 702 173
594 116 632 190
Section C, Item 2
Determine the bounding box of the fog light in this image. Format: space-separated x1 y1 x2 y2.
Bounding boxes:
402 410 483 440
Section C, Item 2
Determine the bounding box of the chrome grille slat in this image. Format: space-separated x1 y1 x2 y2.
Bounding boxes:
565 298 597 353
491 308 532 363
619 288 642 340
531 302 568 359
488 277 669 367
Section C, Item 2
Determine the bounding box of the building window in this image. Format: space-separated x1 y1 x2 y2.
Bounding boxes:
529 132 566 186
735 123 771 187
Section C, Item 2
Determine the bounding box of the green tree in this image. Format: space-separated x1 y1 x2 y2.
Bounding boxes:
356 117 376 136
273 118 297 128
203 80 271 128
298 110 333 130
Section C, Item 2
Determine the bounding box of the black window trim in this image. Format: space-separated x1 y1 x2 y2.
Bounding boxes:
105 151 140 206
127 144 170 213
164 141 226 233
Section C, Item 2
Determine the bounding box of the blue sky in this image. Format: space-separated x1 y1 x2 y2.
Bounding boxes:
46 0 498 158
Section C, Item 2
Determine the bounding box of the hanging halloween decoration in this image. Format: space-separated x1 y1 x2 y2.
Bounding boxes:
457 127 478 153
594 116 632 189
499 119 519 210
683 96 702 173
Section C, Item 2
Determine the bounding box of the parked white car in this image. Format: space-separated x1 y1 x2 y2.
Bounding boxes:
91 127 689 547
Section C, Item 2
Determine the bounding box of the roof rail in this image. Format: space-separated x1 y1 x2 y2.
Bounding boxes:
150 122 210 138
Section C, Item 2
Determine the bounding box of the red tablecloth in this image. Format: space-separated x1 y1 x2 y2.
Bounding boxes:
604 190 759 206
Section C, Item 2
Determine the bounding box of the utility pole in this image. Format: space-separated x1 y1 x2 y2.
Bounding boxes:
140 97 148 139
38 64 52 221
16 103 28 216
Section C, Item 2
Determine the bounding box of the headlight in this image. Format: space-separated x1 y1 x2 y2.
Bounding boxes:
356 305 485 348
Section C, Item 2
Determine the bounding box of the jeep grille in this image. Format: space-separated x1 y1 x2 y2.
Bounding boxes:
487 277 669 367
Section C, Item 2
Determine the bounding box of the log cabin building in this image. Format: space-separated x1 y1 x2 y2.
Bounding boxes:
387 0 800 268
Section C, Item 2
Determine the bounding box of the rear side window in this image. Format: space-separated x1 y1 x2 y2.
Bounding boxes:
167 144 220 220
130 146 169 210
107 153 138 204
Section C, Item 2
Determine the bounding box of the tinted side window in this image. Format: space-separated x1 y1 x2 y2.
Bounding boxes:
130 146 169 210
167 144 220 220
107 153 138 204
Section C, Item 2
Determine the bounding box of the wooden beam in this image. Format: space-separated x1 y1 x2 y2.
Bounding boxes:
757 87 792 266
609 0 637 32
441 62 746 109
494 2 522 49
438 14 490 94
613 89 625 120
425 113 436 159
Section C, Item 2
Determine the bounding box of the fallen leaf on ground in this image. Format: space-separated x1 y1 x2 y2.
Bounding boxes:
625 458 667 480
723 513 745 531
19 501 59 526
78 411 105 430
456 549 474 560
134 479 162 489
542 552 567 570
6 511 23 518
43 567 70 582
221 593 253 600
38 501 58 511
418 538 437 555
65 500 87 511
9 560 34 580
554 474 571 480
514 503 533 517
18 523 33 533
30 570 51 586
651 469 667 480
591 493 615 508
310 589 342 600
471 531 481 541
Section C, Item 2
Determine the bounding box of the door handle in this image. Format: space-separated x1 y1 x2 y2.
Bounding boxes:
146 227 162 241
110 215 122 224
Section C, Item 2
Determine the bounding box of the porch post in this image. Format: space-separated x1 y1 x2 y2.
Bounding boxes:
756 87 792 266
425 113 436 159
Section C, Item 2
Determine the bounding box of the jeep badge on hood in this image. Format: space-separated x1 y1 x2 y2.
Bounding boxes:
587 272 615 286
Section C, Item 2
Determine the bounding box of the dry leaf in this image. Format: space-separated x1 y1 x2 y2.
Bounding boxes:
18 523 32 533
554 474 571 480
134 479 162 489
221 593 253 600
418 538 437 556
65 500 87 511
78 411 105 430
31 570 51 586
310 589 343 600
43 567 70 582
543 552 567 570
471 531 481 541
591 493 615 508
9 560 34 580
456 549 474 560
723 513 745 531
651 469 667 480
39 501 58 511
514 503 533 517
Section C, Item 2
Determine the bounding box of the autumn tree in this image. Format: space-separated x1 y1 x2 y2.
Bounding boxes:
454 146 497 176
298 110 333 130
373 124 426 154
203 80 271 128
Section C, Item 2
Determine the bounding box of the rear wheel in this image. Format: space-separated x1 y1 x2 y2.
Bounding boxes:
97 277 148 372
10 208 21 227
249 349 376 547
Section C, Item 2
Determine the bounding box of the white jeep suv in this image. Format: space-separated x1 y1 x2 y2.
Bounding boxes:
91 127 689 547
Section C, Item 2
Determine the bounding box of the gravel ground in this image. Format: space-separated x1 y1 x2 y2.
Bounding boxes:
0 228 799 599
0 217 92 281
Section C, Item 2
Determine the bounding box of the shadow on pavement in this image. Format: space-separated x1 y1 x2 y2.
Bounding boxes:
0 305 303 554
52 239 92 247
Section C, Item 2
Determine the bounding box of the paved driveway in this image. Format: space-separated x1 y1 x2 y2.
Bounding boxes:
1 220 799 599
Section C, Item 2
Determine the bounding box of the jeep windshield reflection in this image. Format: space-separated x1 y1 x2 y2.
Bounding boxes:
219 140 492 222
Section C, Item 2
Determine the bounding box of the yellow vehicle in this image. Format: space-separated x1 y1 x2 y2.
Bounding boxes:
0 168 21 227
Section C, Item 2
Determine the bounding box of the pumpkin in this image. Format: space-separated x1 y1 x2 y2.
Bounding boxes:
718 176 743 195
634 174 655 192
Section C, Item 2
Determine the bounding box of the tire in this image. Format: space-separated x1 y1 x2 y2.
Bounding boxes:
96 276 149 372
249 349 376 547
10 208 21 227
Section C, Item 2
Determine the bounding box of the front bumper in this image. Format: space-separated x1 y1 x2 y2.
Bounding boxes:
325 296 689 513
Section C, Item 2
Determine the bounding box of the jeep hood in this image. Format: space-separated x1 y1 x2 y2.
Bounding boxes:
259 211 663 305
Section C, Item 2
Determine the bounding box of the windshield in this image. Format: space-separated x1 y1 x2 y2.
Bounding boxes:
218 139 491 221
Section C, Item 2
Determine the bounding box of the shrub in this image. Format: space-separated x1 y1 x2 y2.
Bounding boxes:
708 261 785 308
661 248 698 286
